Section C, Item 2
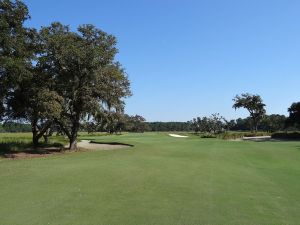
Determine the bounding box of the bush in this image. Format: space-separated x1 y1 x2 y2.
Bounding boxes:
243 132 270 137
220 132 246 140
201 133 217 138
271 132 300 139
220 132 270 140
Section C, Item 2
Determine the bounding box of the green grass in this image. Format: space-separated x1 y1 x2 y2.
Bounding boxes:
1 132 300 224
0 132 67 155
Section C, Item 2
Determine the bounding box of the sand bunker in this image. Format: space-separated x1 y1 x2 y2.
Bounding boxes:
77 140 131 150
169 134 188 138
242 136 271 141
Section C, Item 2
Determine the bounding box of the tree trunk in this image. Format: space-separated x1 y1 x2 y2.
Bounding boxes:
254 118 258 133
33 134 39 147
32 119 39 147
250 119 254 133
69 121 79 150
69 137 77 150
43 135 48 144
31 118 54 147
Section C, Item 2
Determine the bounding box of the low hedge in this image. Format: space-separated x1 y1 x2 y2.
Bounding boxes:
271 132 300 139
220 132 270 140
201 134 217 138
243 132 270 137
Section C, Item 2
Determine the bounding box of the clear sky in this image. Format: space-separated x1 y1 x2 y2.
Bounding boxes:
24 0 300 122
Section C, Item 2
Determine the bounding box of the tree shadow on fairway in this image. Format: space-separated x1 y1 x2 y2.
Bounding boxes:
0 141 65 159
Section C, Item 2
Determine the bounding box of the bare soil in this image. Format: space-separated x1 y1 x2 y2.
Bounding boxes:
3 147 66 159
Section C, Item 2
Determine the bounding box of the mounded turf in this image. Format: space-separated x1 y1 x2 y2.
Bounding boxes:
1 133 300 225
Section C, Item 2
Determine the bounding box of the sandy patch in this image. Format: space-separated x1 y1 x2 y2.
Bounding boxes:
77 140 131 150
228 136 272 142
242 136 272 141
169 134 188 138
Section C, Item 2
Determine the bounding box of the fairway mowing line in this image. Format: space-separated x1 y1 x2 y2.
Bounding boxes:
169 134 188 138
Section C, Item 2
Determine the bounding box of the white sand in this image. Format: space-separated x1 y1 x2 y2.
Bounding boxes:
76 140 130 150
169 134 188 138
242 136 271 141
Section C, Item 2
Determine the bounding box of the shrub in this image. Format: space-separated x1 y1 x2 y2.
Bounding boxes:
220 132 270 140
271 132 300 139
201 133 217 138
243 132 269 137
220 132 244 140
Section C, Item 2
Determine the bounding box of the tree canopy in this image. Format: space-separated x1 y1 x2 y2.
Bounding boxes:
0 1 131 149
37 23 131 149
233 93 266 133
0 0 36 119
286 102 300 129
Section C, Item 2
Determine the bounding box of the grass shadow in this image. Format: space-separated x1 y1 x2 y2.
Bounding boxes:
0 141 65 158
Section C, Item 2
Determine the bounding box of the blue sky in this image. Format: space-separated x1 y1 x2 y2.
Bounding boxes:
24 0 300 121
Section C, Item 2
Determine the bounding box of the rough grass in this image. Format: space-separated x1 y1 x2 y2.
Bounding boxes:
0 132 300 224
0 132 67 157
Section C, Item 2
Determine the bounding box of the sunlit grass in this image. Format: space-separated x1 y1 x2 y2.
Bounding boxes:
1 132 300 224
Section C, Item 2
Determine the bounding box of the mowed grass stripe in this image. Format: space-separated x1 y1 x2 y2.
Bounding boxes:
1 133 300 224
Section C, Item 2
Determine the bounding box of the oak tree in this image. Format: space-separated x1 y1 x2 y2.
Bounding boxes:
39 23 131 150
233 93 266 133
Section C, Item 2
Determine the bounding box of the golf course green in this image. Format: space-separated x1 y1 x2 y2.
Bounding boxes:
1 132 300 225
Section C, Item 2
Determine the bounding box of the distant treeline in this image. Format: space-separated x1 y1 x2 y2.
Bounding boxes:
146 122 192 132
147 114 288 132
0 122 31 133
231 115 287 132
0 114 293 133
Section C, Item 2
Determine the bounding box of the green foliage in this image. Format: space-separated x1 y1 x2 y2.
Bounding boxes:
190 113 224 134
1 121 31 132
38 22 131 149
124 114 148 133
147 122 191 132
232 117 250 131
0 132 65 155
259 114 286 132
286 102 300 128
0 0 36 119
81 113 148 134
0 0 62 146
243 132 270 137
1 2 132 149
271 132 300 139
220 132 245 140
227 115 287 132
200 133 217 138
233 93 266 132
220 131 270 140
